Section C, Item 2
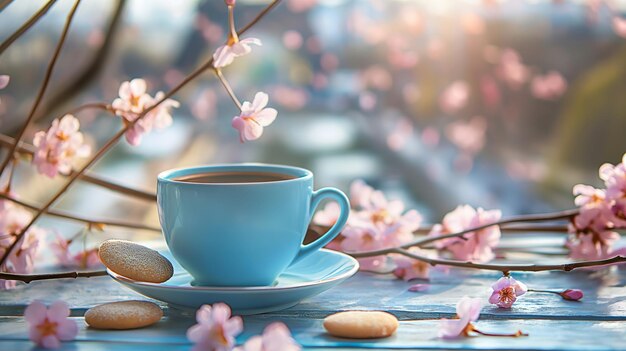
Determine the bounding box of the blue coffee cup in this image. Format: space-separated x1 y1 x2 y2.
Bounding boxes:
157 163 350 287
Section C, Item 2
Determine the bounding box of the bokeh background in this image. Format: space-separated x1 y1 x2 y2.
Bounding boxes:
1 0 626 244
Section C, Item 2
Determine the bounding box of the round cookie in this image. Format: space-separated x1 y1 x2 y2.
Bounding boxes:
99 239 173 283
323 311 399 339
85 301 163 330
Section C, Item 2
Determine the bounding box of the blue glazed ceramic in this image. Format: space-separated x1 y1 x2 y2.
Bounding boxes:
157 164 350 287
108 249 359 315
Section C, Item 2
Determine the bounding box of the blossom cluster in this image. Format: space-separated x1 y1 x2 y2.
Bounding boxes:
428 205 502 263
314 180 424 273
32 114 91 178
0 199 43 289
111 78 179 146
568 153 626 261
314 180 505 279
51 233 100 269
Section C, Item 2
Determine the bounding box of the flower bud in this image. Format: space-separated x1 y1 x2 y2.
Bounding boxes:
225 0 236 6
560 289 583 301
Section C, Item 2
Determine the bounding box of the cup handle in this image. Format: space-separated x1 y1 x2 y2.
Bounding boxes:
292 187 350 264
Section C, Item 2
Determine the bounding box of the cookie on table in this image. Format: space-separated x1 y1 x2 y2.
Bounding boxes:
85 301 163 330
323 311 399 339
99 239 173 283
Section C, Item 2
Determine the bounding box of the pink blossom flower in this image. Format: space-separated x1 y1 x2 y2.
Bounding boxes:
313 201 341 227
336 180 422 270
392 247 431 281
613 17 626 38
0 75 9 90
429 205 502 263
213 37 262 68
24 300 78 349
439 81 469 114
32 114 91 178
573 184 606 207
112 79 151 117
340 224 384 253
566 204 621 261
0 203 42 289
445 117 487 155
488 276 527 308
531 71 567 100
270 86 308 111
234 322 300 351
51 234 100 269
231 92 277 142
187 303 243 351
480 75 501 108
560 289 583 301
439 297 483 339
286 0 316 13
112 79 179 146
148 92 179 129
599 153 626 226
497 49 529 89
196 15 224 44
349 179 375 209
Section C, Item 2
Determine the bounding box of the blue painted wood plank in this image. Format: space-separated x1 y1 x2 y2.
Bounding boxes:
1 267 624 320
1 316 626 350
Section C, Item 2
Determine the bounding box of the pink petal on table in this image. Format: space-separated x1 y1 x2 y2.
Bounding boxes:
408 284 429 292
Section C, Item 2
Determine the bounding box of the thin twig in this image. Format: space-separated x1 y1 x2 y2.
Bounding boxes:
0 0 282 268
0 193 161 232
0 134 156 202
527 288 563 295
0 0 58 55
0 270 107 283
348 209 578 258
214 68 242 110
62 102 112 116
0 0 14 12
36 0 126 124
0 0 80 180
390 248 626 274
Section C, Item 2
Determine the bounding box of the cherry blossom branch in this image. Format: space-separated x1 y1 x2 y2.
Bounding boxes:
388 248 626 274
0 1 15 12
214 68 242 110
4 158 16 192
0 193 161 232
0 270 107 283
0 134 156 202
0 0 59 56
37 0 126 123
346 209 578 257
0 0 282 268
471 327 528 338
63 102 112 116
0 0 80 180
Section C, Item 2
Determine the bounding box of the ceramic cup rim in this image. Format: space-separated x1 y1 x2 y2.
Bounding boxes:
157 163 313 186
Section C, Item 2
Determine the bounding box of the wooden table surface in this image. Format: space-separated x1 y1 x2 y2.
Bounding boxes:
1 252 625 350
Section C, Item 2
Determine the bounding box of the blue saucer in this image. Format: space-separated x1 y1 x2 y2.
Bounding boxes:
108 249 359 315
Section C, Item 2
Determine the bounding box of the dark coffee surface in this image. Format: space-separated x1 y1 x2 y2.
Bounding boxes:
174 171 296 184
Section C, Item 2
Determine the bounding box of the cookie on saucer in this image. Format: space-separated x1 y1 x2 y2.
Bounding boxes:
85 300 162 330
323 311 399 339
99 239 173 283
